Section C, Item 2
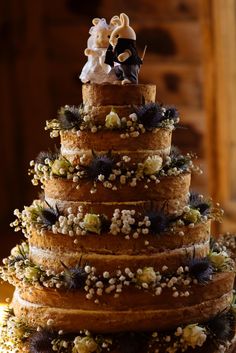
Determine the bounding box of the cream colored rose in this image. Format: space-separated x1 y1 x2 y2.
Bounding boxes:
73 337 98 353
143 156 163 175
51 158 71 176
105 109 121 129
137 267 157 284
83 214 101 234
24 266 40 281
209 251 229 270
182 324 207 348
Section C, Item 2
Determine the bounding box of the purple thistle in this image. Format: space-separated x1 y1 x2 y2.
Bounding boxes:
58 105 83 130
163 105 179 121
207 310 235 342
39 205 60 228
36 150 59 165
116 332 148 353
135 103 163 129
29 330 54 353
87 154 114 179
188 257 213 283
146 210 170 234
189 192 211 216
61 262 87 290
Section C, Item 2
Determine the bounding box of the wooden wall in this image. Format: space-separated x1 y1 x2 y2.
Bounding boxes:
0 0 209 258
201 0 236 233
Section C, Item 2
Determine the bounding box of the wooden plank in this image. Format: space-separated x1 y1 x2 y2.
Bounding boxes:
45 22 202 63
100 0 200 21
191 159 208 194
140 63 203 107
177 106 205 135
201 0 236 205
136 22 202 63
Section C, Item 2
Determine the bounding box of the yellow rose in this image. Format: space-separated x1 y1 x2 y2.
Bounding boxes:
51 158 71 176
182 324 206 348
24 266 40 281
183 209 201 224
105 109 121 129
143 156 163 175
209 251 229 270
73 337 98 353
137 267 157 284
83 214 101 234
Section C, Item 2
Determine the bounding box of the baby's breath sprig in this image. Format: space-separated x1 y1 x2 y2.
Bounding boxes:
10 200 60 237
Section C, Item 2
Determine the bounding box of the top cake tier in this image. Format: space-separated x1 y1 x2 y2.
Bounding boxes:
82 83 156 106
40 83 192 215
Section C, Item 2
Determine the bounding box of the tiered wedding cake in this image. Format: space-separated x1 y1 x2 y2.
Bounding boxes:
0 13 235 353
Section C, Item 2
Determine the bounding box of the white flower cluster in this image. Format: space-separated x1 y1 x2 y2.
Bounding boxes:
51 206 84 237
110 209 150 239
83 264 193 301
29 157 77 187
10 201 43 237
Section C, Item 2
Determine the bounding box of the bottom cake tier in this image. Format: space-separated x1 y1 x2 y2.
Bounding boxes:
0 308 236 353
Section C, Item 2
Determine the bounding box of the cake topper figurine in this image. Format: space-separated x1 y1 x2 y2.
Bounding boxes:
79 16 120 84
105 13 143 85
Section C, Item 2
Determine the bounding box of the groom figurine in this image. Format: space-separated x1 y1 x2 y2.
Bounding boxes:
105 13 142 84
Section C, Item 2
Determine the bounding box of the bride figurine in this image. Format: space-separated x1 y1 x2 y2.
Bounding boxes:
79 16 120 84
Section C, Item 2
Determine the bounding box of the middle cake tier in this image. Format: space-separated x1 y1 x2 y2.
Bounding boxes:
44 173 191 215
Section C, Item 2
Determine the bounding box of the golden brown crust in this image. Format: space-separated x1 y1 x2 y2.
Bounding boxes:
82 83 156 106
44 173 191 206
13 288 233 333
44 199 154 217
61 129 172 152
60 129 172 165
29 241 209 274
29 221 211 256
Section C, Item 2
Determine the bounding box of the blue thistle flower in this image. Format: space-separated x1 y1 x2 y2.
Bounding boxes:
36 149 59 165
116 332 148 353
135 103 163 129
61 262 87 290
87 154 114 180
188 257 213 283
29 330 54 353
146 210 170 234
163 105 179 121
207 310 235 342
189 192 211 216
39 204 60 228
58 105 83 130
